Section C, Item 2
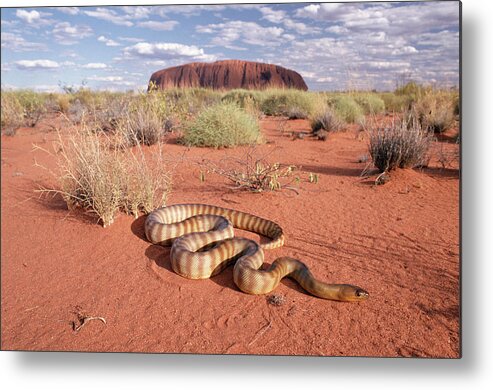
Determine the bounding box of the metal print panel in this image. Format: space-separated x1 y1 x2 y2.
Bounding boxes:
0 1 460 358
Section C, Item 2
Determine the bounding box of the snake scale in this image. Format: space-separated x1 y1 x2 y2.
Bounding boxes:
145 204 369 302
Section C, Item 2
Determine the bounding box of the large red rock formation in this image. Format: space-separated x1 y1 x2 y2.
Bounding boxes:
148 60 308 91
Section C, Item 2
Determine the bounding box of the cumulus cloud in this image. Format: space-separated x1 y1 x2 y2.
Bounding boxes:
55 7 80 15
259 6 285 24
52 22 93 45
120 6 152 19
259 6 318 35
97 36 121 47
285 1 459 90
14 59 59 70
197 21 284 47
84 8 133 27
87 75 123 82
15 9 54 26
16 9 42 23
123 42 217 62
137 20 179 31
1 32 47 52
82 63 108 69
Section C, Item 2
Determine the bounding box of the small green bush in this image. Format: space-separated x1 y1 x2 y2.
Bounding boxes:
368 112 434 172
260 89 317 119
379 92 412 113
222 89 263 108
1 91 24 135
16 90 48 127
354 94 385 115
183 102 260 147
328 95 365 124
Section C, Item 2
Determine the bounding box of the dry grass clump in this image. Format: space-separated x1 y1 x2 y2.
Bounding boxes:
415 90 456 133
368 112 434 173
183 102 261 148
200 147 299 193
310 108 344 134
114 96 169 147
1 90 48 134
36 125 171 227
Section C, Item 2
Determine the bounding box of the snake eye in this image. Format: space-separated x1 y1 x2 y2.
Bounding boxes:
356 289 368 298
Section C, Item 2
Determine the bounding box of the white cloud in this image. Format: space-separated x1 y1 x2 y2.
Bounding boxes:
123 42 216 62
144 60 168 67
84 8 133 27
259 7 285 24
118 37 145 43
55 7 80 15
97 36 121 47
1 32 47 52
155 5 227 18
392 46 419 55
16 9 41 24
137 20 179 31
120 6 151 19
87 76 123 82
326 25 349 34
82 63 108 69
295 3 344 19
52 22 93 45
197 21 284 47
259 6 318 35
15 9 53 26
14 59 59 70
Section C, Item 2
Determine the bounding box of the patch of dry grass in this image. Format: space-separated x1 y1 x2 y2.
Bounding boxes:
35 122 171 227
368 111 434 173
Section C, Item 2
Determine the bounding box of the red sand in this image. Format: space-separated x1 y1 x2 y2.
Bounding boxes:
1 116 460 357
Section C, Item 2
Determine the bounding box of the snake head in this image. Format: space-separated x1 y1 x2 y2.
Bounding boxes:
339 285 369 302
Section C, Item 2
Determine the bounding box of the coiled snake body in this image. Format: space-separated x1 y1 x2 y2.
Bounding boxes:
145 204 368 302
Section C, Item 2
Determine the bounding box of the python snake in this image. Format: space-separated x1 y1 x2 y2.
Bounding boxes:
145 204 369 302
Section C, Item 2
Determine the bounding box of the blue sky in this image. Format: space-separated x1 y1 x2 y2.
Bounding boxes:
1 1 460 92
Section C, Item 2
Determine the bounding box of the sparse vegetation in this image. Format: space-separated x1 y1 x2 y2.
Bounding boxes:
354 94 386 115
415 89 456 133
1 91 24 135
310 107 344 134
183 102 261 147
199 146 301 192
327 95 365 124
36 124 171 227
260 89 322 119
368 111 434 173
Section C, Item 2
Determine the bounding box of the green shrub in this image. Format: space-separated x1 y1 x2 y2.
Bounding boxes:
328 95 364 124
16 90 47 127
183 102 260 147
154 88 222 119
260 89 318 119
354 94 385 115
1 91 24 135
368 112 434 172
221 89 263 108
379 92 412 113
